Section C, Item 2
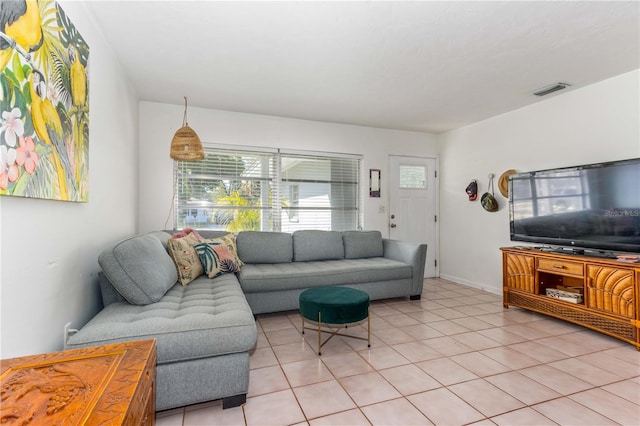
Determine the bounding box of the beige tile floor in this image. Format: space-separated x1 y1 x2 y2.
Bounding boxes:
156 278 640 425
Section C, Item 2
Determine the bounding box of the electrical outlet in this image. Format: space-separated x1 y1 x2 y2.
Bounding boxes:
63 322 76 348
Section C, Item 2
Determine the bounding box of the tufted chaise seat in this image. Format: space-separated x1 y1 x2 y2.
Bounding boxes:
66 232 256 411
67 274 255 363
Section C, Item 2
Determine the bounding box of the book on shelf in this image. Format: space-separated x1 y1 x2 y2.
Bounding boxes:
616 254 639 263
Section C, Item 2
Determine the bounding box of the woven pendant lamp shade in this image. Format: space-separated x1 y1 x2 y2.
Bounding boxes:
170 97 204 161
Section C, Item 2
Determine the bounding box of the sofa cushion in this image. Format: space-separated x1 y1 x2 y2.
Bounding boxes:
194 239 242 278
293 230 344 261
167 232 204 286
66 274 257 364
237 231 293 264
197 230 234 240
238 257 411 293
99 232 178 305
343 230 384 259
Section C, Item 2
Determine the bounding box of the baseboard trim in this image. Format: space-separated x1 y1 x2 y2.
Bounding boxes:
437 274 501 295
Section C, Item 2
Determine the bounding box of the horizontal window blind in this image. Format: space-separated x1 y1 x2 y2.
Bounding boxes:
175 146 360 232
176 148 275 232
280 152 359 232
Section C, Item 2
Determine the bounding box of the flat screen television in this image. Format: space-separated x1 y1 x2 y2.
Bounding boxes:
509 158 640 256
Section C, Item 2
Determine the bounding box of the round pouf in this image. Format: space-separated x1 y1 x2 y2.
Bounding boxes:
299 286 370 355
300 286 369 324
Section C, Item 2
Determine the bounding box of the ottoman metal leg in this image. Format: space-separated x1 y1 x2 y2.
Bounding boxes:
318 312 322 355
368 307 371 348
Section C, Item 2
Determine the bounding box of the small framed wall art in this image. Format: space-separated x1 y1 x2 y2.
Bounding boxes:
369 168 381 198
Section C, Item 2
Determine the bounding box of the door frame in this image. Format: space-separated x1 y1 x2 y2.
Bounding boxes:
387 154 440 278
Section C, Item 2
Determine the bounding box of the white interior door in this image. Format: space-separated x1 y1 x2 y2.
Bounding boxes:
389 155 438 277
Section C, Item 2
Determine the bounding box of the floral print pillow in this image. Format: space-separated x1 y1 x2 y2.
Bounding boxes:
216 233 245 267
193 239 242 279
167 232 204 286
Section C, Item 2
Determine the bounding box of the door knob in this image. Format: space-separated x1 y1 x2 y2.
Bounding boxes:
390 223 397 228
390 214 395 219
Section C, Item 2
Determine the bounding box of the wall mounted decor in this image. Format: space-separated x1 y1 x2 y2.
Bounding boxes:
465 179 478 201
498 169 516 198
0 1 89 202
481 174 498 212
369 168 380 197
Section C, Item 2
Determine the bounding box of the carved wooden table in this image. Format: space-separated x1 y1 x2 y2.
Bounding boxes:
1 339 156 425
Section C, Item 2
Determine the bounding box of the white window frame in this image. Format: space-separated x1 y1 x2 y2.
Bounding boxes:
173 144 361 232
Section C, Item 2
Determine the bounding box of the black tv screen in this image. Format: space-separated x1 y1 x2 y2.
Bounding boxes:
509 158 640 254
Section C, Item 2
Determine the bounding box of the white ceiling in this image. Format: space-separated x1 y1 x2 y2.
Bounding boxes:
85 1 640 134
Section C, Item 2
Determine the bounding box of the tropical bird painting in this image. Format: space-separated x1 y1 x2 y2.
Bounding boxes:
0 0 89 202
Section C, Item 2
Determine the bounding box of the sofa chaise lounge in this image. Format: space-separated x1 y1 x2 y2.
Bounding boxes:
66 229 427 411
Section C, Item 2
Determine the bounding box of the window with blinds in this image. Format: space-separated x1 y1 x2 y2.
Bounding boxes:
175 146 360 232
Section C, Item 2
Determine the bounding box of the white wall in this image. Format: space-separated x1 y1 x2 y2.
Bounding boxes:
0 1 138 358
138 103 438 235
438 69 640 294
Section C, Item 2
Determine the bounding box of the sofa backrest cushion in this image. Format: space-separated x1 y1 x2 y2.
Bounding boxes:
293 230 344 261
343 230 384 259
98 232 178 305
237 231 293 264
197 230 234 240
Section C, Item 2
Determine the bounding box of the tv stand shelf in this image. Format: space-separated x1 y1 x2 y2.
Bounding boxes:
501 247 639 350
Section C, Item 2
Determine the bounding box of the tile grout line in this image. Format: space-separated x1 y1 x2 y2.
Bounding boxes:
167 278 639 425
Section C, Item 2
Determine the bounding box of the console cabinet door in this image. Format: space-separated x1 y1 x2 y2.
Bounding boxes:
587 266 635 319
504 253 535 293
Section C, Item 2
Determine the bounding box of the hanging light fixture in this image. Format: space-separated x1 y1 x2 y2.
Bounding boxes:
170 96 204 161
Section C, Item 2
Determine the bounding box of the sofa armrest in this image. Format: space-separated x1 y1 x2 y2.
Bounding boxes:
382 239 427 297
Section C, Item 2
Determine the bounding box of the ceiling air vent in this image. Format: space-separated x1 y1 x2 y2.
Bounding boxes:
533 82 571 97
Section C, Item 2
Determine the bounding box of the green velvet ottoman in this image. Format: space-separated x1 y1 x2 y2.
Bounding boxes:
299 286 370 355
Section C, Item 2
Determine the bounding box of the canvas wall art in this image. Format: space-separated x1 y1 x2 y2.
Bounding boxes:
0 0 89 202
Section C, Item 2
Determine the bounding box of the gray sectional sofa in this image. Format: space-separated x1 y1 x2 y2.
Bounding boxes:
66 229 427 411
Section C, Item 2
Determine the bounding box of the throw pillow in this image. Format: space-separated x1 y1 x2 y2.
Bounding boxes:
217 233 245 267
198 234 244 266
172 227 204 240
167 232 204 286
194 240 242 278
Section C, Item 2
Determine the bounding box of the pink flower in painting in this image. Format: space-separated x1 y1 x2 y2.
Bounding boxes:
47 81 60 105
0 145 20 190
0 108 24 147
15 136 39 174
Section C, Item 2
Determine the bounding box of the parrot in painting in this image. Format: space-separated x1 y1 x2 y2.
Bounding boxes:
0 0 44 71
69 45 86 108
29 70 75 199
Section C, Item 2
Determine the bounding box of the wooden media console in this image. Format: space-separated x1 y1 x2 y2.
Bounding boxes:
501 247 640 350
